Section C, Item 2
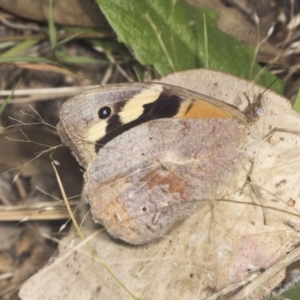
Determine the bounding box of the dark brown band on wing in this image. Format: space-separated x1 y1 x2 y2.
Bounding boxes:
95 93 182 153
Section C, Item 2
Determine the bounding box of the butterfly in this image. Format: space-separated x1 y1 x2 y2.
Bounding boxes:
58 82 256 244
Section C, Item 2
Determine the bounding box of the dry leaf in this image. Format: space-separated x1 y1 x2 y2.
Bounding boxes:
19 70 300 299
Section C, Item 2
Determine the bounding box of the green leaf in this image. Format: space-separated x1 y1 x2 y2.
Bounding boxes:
55 50 123 64
0 56 55 64
95 0 284 94
56 32 82 48
265 278 300 300
293 87 300 113
48 0 57 50
0 40 39 58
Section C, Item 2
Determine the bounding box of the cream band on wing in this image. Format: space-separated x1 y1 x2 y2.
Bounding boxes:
118 84 164 124
85 118 109 143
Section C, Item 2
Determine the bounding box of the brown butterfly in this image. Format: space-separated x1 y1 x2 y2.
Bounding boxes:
58 82 255 244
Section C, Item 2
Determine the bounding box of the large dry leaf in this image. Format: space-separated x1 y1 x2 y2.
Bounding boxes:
19 70 300 299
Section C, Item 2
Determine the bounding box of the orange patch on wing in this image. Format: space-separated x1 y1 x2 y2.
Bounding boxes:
177 100 233 119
